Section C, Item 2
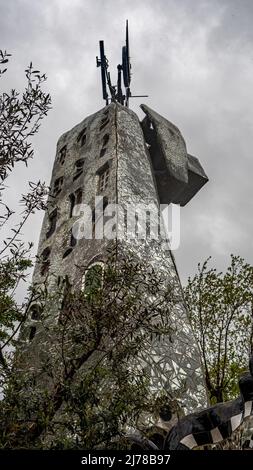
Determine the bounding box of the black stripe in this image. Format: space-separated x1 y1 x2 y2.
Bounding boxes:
193 431 213 447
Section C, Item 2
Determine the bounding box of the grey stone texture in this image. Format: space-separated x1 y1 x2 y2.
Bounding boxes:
20 102 208 414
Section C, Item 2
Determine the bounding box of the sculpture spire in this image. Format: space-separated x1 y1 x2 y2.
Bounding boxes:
96 20 148 107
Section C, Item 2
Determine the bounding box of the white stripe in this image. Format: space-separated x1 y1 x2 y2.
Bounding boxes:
180 434 198 449
244 401 252 418
231 412 242 431
211 427 223 443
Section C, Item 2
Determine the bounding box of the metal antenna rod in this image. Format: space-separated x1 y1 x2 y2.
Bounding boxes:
96 20 148 107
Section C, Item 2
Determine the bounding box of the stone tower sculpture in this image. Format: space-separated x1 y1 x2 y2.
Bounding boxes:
19 24 209 428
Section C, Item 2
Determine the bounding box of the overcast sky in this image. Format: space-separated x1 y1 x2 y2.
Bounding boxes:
1 0 253 288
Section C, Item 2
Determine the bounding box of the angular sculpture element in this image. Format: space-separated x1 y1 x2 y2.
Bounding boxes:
140 104 208 206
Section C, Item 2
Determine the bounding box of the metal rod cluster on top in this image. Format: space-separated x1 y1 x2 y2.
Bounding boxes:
96 20 148 107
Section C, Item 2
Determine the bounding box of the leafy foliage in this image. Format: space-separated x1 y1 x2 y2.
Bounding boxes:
185 255 253 403
0 50 51 373
0 253 176 449
0 54 51 181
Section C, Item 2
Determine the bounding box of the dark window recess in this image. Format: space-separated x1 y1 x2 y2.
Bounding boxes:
29 326 36 341
70 232 77 247
69 193 75 218
30 304 41 321
98 167 109 193
77 127 87 147
59 145 67 164
40 247 51 276
100 147 107 158
102 134 109 147
146 210 151 237
76 188 82 205
100 117 110 131
69 189 82 217
100 135 109 158
73 159 84 181
63 248 72 258
103 196 108 211
53 176 64 196
102 197 110 222
92 209 96 237
46 208 57 238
